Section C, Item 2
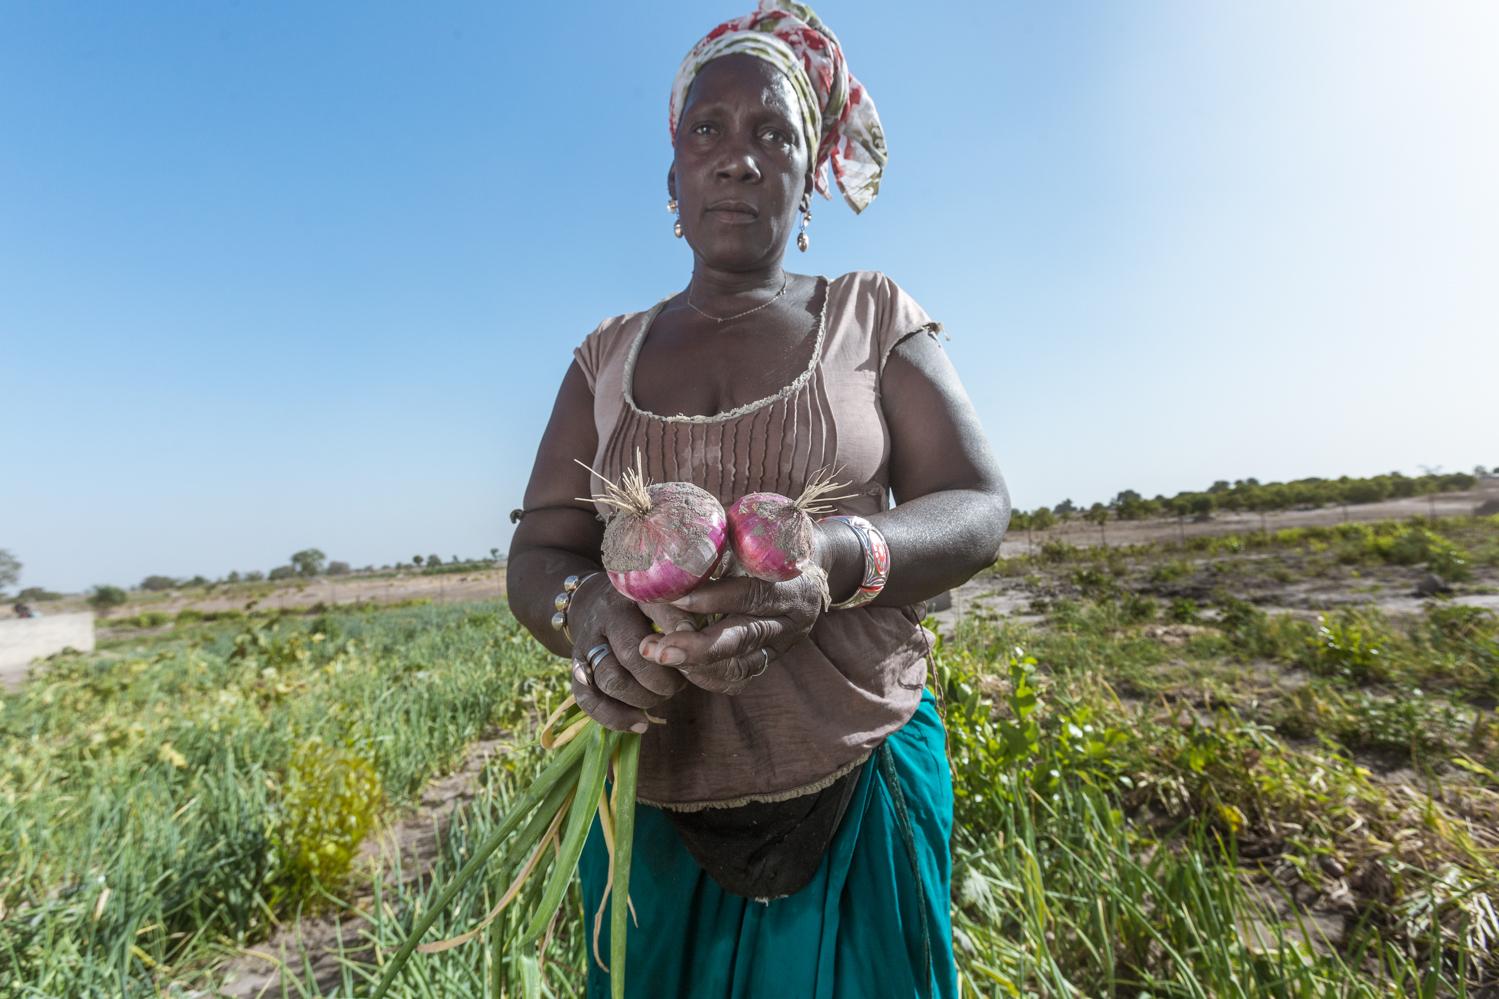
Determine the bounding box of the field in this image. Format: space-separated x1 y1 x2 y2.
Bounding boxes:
3 514 1498 996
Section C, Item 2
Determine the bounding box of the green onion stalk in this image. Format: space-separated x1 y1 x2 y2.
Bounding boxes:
371 695 641 999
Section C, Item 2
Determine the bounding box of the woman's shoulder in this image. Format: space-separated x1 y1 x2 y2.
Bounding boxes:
825 271 941 368
573 299 662 393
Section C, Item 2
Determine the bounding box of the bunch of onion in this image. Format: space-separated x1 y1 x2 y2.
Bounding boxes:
372 465 850 997
374 458 732 997
371 698 640 999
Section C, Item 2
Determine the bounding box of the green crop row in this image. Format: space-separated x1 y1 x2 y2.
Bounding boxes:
0 602 563 996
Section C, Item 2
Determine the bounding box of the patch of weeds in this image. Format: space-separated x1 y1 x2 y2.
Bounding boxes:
1302 611 1394 683
1168 597 1201 624
1274 682 1471 764
1148 559 1192 584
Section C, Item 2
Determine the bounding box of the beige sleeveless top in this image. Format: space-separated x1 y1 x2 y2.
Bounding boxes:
573 270 940 810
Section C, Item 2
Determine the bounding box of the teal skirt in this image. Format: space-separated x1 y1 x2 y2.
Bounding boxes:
579 691 957 999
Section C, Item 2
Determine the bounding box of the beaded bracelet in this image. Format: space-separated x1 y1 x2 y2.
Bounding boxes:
821 515 890 610
549 571 601 644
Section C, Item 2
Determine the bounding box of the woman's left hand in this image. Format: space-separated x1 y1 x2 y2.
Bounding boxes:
637 571 827 694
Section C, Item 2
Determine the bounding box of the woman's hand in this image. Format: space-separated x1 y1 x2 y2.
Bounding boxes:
568 576 687 732
637 570 828 694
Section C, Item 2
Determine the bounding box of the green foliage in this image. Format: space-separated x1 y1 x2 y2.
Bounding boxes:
1168 597 1201 623
1303 612 1391 681
267 564 297 581
0 601 559 994
1148 559 1191 584
140 575 177 592
273 738 382 894
113 610 172 629
86 584 127 614
290 548 327 577
16 586 62 602
0 548 19 592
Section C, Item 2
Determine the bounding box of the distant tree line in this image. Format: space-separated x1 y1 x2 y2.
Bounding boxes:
1009 468 1487 535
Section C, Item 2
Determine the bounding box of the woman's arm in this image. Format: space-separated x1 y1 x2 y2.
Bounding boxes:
640 328 1009 678
508 361 686 730
506 362 608 655
820 327 1010 606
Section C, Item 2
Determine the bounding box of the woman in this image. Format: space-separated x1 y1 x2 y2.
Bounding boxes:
507 3 1008 995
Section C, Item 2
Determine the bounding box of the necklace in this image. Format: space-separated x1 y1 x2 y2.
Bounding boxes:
686 274 789 324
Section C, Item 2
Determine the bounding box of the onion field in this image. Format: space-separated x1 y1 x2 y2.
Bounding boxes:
3 514 1498 997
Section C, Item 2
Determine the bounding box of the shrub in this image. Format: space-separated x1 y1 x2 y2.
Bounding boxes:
273 739 383 893
268 565 297 581
87 585 127 615
1168 598 1200 624
1303 612 1391 682
326 561 351 576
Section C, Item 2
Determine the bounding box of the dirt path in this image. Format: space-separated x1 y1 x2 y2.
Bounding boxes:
212 734 510 998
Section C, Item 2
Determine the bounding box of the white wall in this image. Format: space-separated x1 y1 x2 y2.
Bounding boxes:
0 612 95 690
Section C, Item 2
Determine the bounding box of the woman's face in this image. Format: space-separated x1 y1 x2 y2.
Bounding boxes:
671 53 813 273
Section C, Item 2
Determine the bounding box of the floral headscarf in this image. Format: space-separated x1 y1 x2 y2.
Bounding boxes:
668 0 886 214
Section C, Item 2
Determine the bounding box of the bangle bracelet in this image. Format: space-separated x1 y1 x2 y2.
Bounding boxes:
821 515 889 610
550 571 600 644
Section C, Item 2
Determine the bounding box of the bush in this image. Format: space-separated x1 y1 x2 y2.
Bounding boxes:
1303 612 1392 682
16 586 62 602
87 585 127 615
141 575 177 592
268 565 297 581
1168 598 1200 624
326 561 351 576
273 739 383 893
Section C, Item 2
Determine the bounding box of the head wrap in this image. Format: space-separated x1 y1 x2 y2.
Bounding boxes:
668 0 886 214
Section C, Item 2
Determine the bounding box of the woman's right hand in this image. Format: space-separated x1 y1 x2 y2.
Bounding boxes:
567 575 688 732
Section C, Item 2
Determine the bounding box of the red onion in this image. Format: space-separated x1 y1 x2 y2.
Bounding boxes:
726 472 851 602
580 455 729 604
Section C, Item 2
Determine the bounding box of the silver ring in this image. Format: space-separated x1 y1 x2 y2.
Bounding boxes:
749 647 772 678
585 643 612 670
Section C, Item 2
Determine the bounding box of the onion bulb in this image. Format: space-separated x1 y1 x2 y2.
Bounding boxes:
579 453 729 604
725 471 852 603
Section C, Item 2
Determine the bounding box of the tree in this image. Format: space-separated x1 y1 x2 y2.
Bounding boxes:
326 561 351 576
290 548 327 577
490 547 500 562
1188 494 1216 522
268 565 297 581
244 570 265 582
1053 499 1076 520
226 571 242 584
1029 507 1057 531
88 585 127 615
1084 503 1109 546
428 554 442 568
413 555 424 567
17 586 61 602
0 549 19 594
140 575 177 592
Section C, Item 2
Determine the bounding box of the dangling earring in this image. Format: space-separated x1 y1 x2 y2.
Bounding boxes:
668 198 683 238
796 205 812 252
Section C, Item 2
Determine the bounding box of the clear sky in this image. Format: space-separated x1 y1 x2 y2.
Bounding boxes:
3 2 1496 593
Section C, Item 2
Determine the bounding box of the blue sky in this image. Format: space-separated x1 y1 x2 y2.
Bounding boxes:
3 2 1496 593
